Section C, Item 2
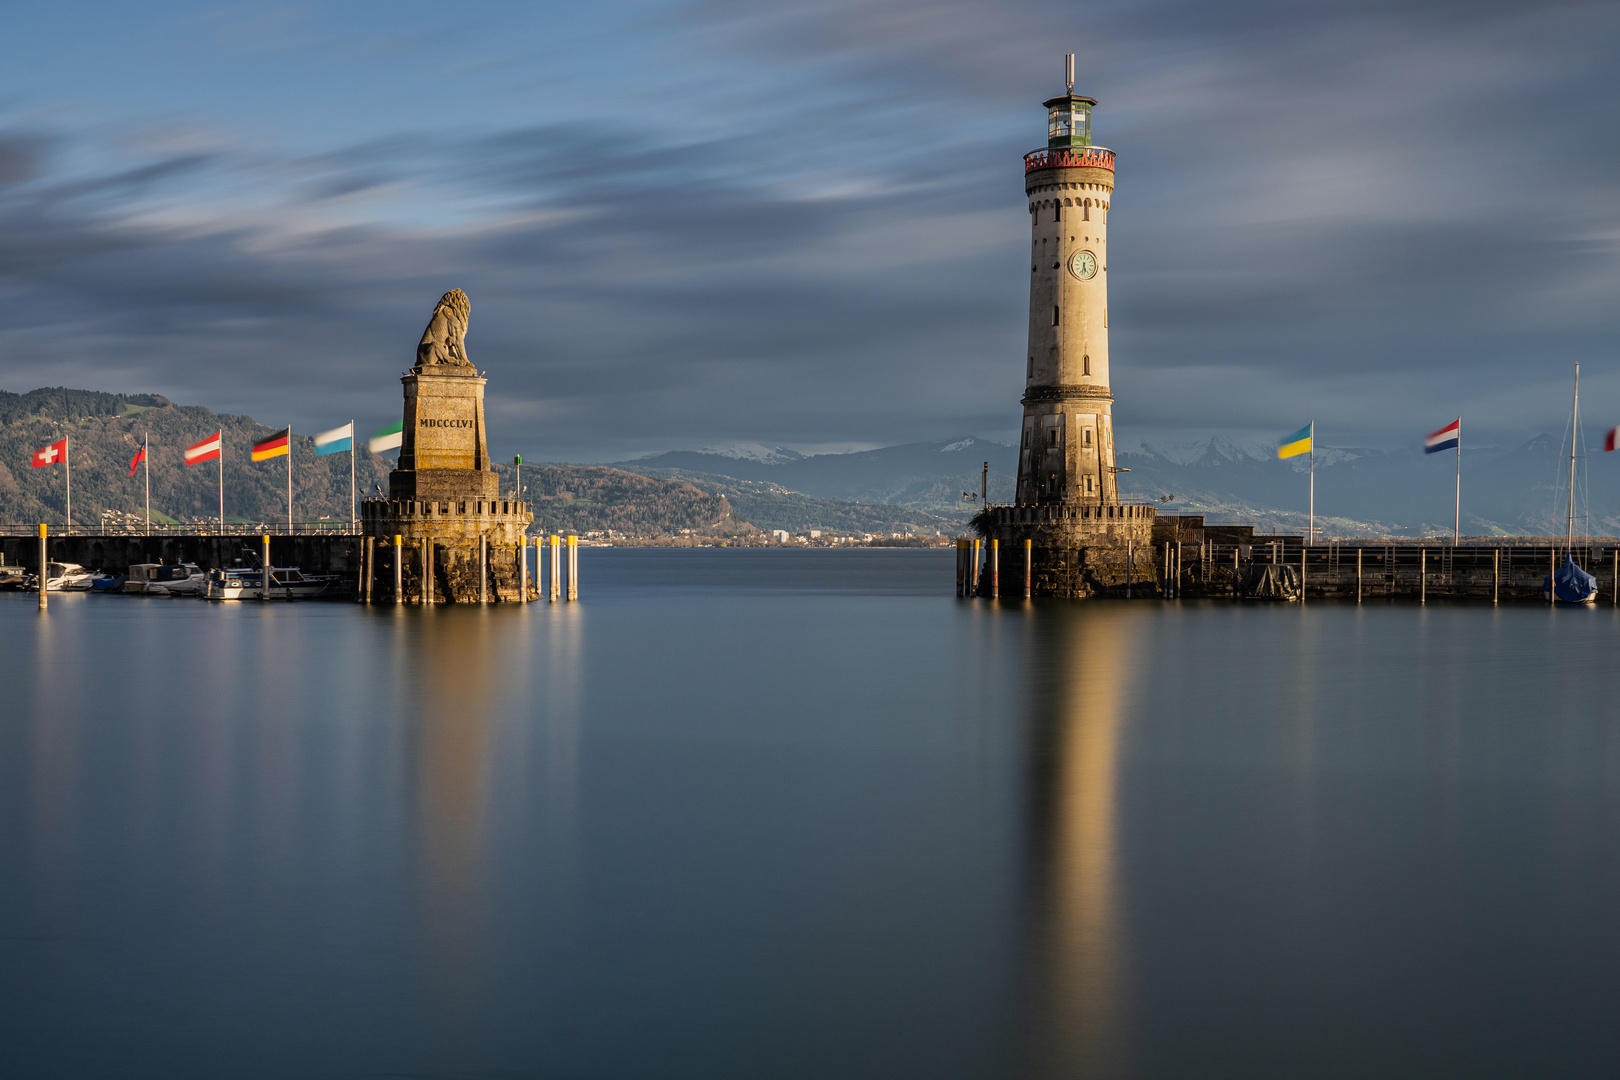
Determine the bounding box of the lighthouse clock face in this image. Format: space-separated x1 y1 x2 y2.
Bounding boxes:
1068 250 1098 280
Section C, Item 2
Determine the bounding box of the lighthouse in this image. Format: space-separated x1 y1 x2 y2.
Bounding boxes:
1016 54 1119 508
981 56 1154 598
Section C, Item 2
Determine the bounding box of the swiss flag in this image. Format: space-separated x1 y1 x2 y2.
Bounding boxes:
31 439 66 468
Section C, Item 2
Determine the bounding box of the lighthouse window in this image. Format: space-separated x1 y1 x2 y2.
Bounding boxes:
1048 430 1058 447
1084 429 1092 446
1083 201 1090 221
1083 354 1091 376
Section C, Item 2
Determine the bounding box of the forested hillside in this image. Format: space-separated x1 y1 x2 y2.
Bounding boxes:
514 465 753 538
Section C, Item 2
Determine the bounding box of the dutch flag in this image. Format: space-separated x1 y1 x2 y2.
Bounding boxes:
1425 419 1460 454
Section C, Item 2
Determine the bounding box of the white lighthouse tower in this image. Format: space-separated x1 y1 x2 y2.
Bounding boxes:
1015 55 1119 509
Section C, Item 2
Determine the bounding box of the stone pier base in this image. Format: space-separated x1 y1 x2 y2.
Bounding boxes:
363 496 534 603
977 503 1158 598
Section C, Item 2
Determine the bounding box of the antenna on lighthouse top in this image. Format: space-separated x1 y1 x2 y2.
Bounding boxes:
1065 53 1075 93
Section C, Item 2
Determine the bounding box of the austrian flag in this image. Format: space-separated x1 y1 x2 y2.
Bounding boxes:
185 432 222 466
31 439 66 468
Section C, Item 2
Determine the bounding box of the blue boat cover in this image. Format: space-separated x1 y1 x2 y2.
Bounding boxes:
1546 555 1598 603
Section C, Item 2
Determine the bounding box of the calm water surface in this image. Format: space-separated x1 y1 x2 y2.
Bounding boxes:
4 548 1620 1078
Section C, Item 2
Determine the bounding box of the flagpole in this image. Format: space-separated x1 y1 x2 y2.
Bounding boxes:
1454 419 1461 546
288 424 294 532
349 420 356 531
144 433 150 535
1308 421 1314 546
65 436 71 532
218 436 224 535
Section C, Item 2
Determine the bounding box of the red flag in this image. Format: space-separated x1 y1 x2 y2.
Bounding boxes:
185 432 222 465
31 439 66 468
1606 427 1618 453
129 445 147 477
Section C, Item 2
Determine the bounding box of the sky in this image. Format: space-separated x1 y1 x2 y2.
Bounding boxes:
1 0 1617 462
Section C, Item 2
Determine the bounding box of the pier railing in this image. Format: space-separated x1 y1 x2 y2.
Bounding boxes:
0 522 363 537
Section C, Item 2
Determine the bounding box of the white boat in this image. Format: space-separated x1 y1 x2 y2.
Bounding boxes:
204 566 339 601
123 563 208 596
39 562 96 591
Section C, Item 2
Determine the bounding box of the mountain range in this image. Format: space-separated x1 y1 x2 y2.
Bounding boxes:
623 433 1620 538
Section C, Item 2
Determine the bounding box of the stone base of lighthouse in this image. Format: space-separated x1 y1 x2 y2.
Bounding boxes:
978 503 1157 598
362 497 534 603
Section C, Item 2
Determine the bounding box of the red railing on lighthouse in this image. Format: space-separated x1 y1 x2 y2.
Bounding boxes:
1024 147 1115 174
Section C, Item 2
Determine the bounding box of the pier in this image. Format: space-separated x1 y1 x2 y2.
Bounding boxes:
964 514 1620 602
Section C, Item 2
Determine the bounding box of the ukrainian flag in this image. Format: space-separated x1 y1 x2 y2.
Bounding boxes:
1278 423 1313 460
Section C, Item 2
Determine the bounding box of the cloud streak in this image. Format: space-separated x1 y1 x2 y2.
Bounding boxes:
0 0 1616 460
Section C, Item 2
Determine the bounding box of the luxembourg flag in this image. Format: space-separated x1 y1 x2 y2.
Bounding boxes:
313 422 353 456
1425 419 1461 454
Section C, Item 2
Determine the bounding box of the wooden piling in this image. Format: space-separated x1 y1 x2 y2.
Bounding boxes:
955 539 965 597
971 539 981 594
261 534 271 603
549 535 560 602
1356 547 1362 603
567 535 579 600
37 524 46 612
479 537 487 604
424 539 434 605
1024 538 1033 599
1494 548 1499 605
393 534 402 605
364 536 375 604
1420 548 1426 604
990 538 999 598
519 536 528 602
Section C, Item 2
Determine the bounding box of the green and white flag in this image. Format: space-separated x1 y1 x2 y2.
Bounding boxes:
369 421 403 454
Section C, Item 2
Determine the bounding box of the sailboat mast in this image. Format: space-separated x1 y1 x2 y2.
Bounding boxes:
1569 364 1579 555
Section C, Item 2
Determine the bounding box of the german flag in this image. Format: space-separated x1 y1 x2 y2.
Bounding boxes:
252 427 290 462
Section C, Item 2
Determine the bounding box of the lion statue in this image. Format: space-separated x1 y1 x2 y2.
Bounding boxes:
414 288 474 371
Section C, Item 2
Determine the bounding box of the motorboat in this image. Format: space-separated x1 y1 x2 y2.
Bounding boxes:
39 562 96 591
124 563 207 596
90 572 126 592
204 566 339 601
0 564 30 590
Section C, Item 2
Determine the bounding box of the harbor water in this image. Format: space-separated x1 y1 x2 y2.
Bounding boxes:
4 548 1620 1078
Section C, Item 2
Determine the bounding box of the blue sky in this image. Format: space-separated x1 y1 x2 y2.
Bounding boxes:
2 0 1618 461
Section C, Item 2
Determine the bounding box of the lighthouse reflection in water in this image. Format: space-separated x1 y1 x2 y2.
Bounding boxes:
1024 605 1137 1077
